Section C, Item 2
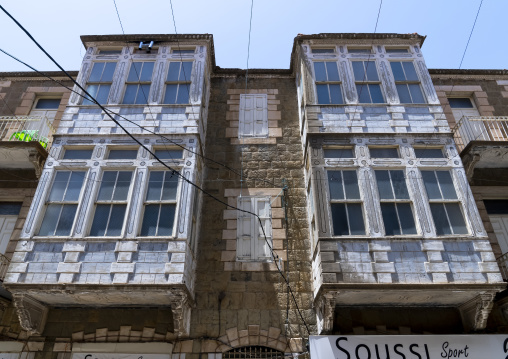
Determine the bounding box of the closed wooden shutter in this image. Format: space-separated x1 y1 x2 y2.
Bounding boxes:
237 196 272 261
239 94 268 138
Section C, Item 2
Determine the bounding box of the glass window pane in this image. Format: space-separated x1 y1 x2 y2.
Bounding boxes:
329 85 343 104
326 62 340 81
386 48 409 53
89 63 105 82
97 172 117 201
448 98 474 109
112 171 132 200
49 172 71 202
154 149 184 159
375 170 393 199
96 84 111 104
402 62 419 81
83 85 98 105
135 84 151 104
55 204 77 236
108 149 138 159
162 174 178 200
106 204 126 236
356 84 371 103
180 62 193 81
147 172 164 201
102 62 117 82
445 203 468 234
164 84 178 104
0 203 22 215
390 62 405 81
172 49 195 54
352 62 365 81
127 62 142 82
176 84 190 104
140 62 154 81
316 85 330 104
349 48 371 53
343 171 360 199
396 84 412 103
369 84 384 103
409 84 425 103
167 62 181 81
140 204 159 236
63 149 93 160
365 61 379 81
414 148 444 158
422 171 442 200
64 172 85 201
157 204 176 236
390 170 409 199
328 171 344 200
370 148 399 158
331 203 348 236
347 203 365 235
430 203 451 236
312 48 334 53
123 84 138 104
436 171 457 199
90 204 110 236
38 204 61 236
323 148 354 158
314 62 326 82
397 203 417 235
35 99 61 109
381 203 400 235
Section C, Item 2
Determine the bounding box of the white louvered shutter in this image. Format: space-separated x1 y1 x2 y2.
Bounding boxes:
239 94 268 138
254 197 272 260
237 197 253 260
253 95 268 137
0 216 17 255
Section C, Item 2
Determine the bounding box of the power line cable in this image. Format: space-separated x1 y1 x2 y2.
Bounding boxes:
0 47 280 188
0 3 310 336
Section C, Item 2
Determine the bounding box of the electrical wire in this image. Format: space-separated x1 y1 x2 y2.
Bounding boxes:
0 3 311 336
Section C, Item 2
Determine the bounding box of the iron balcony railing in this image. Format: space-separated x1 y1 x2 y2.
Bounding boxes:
497 252 508 281
0 253 10 282
0 116 55 149
452 116 508 153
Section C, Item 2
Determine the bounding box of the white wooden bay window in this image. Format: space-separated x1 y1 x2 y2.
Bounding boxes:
237 196 272 261
239 94 268 138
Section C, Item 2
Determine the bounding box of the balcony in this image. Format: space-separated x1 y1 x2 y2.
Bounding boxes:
452 116 508 180
0 116 53 177
453 116 508 153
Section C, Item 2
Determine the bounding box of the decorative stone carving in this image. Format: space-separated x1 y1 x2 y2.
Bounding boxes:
170 292 193 337
28 150 45 178
12 294 48 336
464 153 481 181
459 292 496 332
315 292 338 334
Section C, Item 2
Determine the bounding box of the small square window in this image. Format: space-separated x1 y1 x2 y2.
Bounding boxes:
448 98 474 109
369 147 399 158
154 149 184 160
323 148 354 158
348 48 371 54
414 148 445 158
99 49 122 55
107 149 139 160
312 48 335 54
386 48 409 53
63 149 94 160
35 98 61 109
172 49 195 54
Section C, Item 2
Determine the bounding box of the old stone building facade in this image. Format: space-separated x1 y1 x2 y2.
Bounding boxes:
0 33 506 358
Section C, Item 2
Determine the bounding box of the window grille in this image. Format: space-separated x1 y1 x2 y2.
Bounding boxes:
223 346 286 359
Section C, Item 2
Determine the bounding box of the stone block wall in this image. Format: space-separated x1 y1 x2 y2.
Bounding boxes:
190 72 315 351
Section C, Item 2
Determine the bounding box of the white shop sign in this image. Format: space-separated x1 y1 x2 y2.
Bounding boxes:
310 335 508 359
72 355 170 359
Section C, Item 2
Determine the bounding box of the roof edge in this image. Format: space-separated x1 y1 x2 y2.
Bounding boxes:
0 70 79 78
429 68 508 76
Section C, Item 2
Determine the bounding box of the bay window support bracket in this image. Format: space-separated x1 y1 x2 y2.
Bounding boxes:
12 293 48 336
459 291 496 332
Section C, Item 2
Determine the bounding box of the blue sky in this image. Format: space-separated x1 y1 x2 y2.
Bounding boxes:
0 0 506 72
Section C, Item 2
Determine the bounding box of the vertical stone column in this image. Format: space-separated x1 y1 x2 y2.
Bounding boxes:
111 241 138 284
369 240 394 283
57 241 85 283
422 240 450 283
